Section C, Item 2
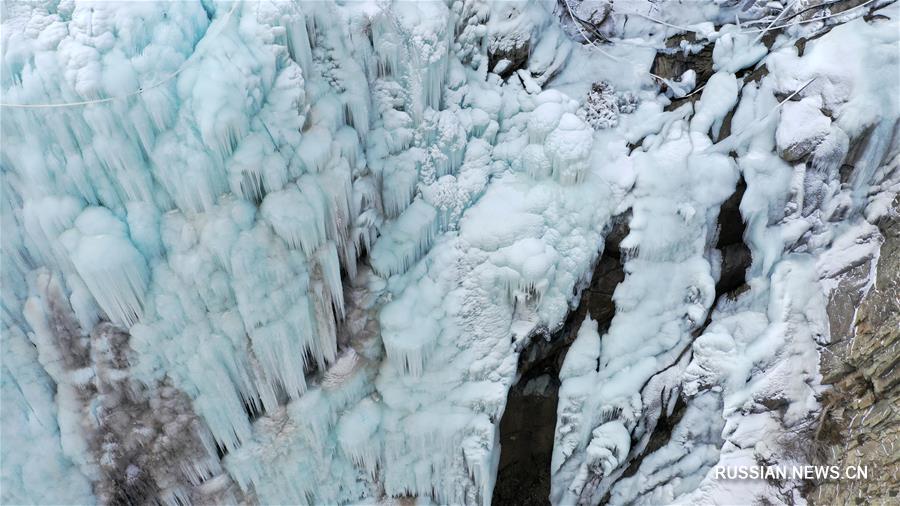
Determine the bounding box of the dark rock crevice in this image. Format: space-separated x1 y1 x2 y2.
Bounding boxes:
494 217 628 505
494 176 753 504
601 394 688 505
716 177 751 296
593 180 751 503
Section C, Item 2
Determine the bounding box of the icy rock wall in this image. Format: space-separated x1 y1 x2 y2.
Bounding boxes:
552 94 741 504
1 0 622 503
2 0 898 505
550 1 900 505
810 195 898 504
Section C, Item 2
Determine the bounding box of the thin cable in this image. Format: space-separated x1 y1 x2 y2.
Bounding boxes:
767 76 819 115
559 0 671 88
562 0 624 62
623 10 700 33
681 82 707 99
0 96 117 109
751 0 799 45
618 0 884 36
556 1 866 107
0 3 238 109
739 0 882 33
708 76 818 152
742 0 849 25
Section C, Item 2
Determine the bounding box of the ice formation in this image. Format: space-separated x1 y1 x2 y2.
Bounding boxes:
551 2 900 504
1 0 897 505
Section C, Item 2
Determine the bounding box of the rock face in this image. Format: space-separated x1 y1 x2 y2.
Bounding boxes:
494 192 752 505
495 232 625 505
811 197 899 505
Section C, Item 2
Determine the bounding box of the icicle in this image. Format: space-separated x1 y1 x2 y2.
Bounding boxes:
334 126 361 171
423 54 449 116
227 132 285 203
382 409 474 504
298 126 333 173
528 102 564 145
461 416 499 506
352 176 380 223
308 284 338 369
260 187 326 256
371 14 404 81
297 175 333 244
521 144 552 180
370 200 439 278
352 210 380 258
380 151 421 218
283 11 314 75
192 381 253 453
344 91 371 139
22 196 84 267
382 329 435 377
152 131 228 214
336 398 383 478
90 131 156 204
317 167 354 245
544 112 594 185
248 321 308 400
380 294 441 377
313 241 345 319
287 389 338 450
315 166 358 277
66 208 149 327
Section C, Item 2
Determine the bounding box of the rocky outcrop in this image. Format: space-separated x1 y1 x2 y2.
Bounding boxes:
25 274 242 505
494 226 626 505
810 197 899 505
494 184 753 504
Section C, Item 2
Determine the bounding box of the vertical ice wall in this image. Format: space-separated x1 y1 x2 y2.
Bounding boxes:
2 0 373 502
550 1 900 504
2 0 898 505
552 90 740 503
674 9 899 504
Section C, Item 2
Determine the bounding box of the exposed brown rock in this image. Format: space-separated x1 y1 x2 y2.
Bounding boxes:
808 197 900 505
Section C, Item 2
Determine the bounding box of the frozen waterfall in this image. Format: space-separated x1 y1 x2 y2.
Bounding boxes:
2 0 898 505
